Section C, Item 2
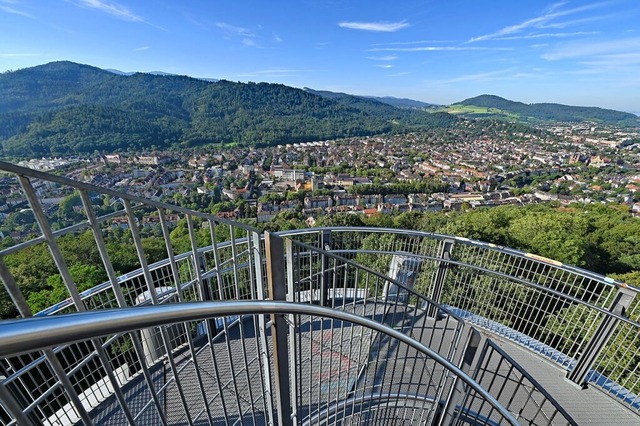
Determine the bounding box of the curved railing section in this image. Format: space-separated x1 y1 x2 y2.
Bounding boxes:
0 160 635 423
0 301 523 426
277 227 640 411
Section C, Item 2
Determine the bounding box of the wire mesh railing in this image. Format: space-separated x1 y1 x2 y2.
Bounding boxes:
458 339 577 426
277 227 640 412
1 161 639 424
273 236 468 424
0 301 521 426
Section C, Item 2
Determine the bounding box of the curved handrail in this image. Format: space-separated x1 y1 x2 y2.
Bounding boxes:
276 227 638 292
330 247 640 328
286 237 466 323
0 300 520 425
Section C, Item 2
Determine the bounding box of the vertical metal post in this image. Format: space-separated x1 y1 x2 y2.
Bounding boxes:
17 177 95 426
265 232 292 426
0 380 36 426
285 238 298 423
320 230 331 306
428 239 455 318
567 286 636 387
438 327 481 426
158 209 215 426
252 231 275 425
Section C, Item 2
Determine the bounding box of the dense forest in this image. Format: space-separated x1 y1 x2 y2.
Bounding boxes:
0 61 458 157
456 94 639 124
2 202 639 320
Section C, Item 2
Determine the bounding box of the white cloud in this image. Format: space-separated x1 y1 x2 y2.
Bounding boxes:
70 0 144 22
134 46 150 51
489 31 599 41
338 21 409 32
369 46 512 52
0 52 42 57
367 55 398 61
273 34 283 43
469 1 610 42
376 64 393 68
542 37 640 60
0 0 34 18
427 68 517 84
216 22 256 38
388 71 412 77
370 39 451 46
216 22 265 47
242 38 259 48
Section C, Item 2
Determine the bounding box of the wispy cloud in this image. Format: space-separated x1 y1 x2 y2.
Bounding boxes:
469 1 610 42
216 22 256 38
376 64 393 69
0 52 42 58
338 21 410 32
427 68 517 84
369 46 512 52
134 46 150 51
367 55 398 61
69 0 144 22
388 71 412 77
273 34 283 43
0 0 34 18
370 39 452 47
489 31 599 41
216 22 263 47
542 36 640 60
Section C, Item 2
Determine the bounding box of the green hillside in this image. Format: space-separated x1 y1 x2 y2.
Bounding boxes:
448 94 639 125
0 62 458 157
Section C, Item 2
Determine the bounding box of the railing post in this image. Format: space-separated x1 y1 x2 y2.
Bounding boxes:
437 328 481 426
567 286 636 387
265 232 293 425
428 239 455 318
285 238 298 424
320 230 332 306
0 380 36 426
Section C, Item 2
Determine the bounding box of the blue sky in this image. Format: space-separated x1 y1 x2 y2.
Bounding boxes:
1 0 639 113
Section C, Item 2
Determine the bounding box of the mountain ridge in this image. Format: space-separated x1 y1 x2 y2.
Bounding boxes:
0 61 457 157
452 94 638 123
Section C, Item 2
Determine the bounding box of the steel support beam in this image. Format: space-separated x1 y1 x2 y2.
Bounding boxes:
320 230 331 306
428 239 455 318
438 327 481 426
265 232 292 426
567 286 636 387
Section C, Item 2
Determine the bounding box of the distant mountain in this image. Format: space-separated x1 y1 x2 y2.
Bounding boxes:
0 61 457 157
451 94 639 125
303 88 435 109
364 96 436 109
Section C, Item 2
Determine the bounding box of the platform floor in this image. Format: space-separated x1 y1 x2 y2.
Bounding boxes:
84 304 640 425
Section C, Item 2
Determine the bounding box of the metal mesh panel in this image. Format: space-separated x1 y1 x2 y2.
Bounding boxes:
458 339 577 425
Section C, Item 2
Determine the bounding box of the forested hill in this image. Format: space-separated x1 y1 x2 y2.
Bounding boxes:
303 88 434 109
0 61 457 157
452 94 639 124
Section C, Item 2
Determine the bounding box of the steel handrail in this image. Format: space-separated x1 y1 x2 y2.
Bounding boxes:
276 227 638 293
0 160 260 234
0 300 520 425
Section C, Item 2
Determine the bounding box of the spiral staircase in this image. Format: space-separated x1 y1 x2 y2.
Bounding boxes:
0 160 639 425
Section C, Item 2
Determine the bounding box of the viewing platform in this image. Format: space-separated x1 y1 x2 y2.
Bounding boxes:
0 160 639 425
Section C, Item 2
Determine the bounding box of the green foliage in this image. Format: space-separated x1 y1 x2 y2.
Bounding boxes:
27 264 106 314
0 62 460 157
456 94 639 124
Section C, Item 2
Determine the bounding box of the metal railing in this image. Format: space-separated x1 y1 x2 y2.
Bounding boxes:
0 161 636 424
0 301 522 426
276 227 640 411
